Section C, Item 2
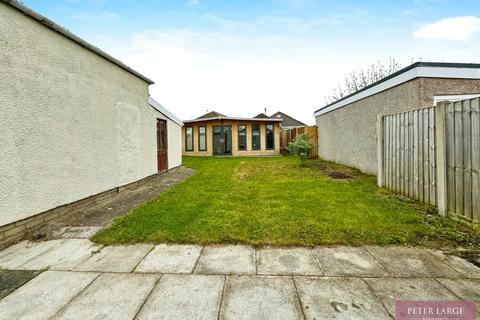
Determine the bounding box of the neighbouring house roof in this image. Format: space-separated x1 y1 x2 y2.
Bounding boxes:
183 114 283 124
148 97 183 127
314 62 480 117
254 113 270 119
196 111 227 119
4 0 154 85
270 111 305 127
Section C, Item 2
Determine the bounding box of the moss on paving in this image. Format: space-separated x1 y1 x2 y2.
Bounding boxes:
93 156 480 248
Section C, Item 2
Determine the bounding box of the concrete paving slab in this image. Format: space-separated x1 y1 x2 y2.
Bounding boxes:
19 239 102 271
53 273 159 320
0 270 42 299
0 240 30 259
137 274 224 320
426 249 480 279
135 244 202 273
75 244 153 272
0 239 64 270
195 245 255 275
312 247 388 277
220 276 303 320
0 271 98 320
294 276 391 319
365 246 461 278
436 278 480 308
257 247 321 275
52 226 103 239
365 278 458 317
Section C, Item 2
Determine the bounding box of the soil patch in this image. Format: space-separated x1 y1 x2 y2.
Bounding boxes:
316 163 356 180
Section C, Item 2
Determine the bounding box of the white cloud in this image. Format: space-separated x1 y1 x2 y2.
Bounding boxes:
413 16 480 41
107 28 353 124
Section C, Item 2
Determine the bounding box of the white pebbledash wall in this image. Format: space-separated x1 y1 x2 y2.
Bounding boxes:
0 2 181 226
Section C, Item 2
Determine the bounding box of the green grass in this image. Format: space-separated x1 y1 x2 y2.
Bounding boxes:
93 156 480 248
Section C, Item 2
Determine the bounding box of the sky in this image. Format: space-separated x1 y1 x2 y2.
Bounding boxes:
23 0 480 124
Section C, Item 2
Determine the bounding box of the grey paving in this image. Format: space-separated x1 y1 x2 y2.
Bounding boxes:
365 278 459 317
20 239 102 271
53 273 159 320
426 249 480 279
312 246 388 277
436 278 480 304
220 276 303 320
194 245 256 275
52 226 103 239
47 167 195 230
0 239 64 270
365 246 462 278
294 276 391 320
0 271 98 320
257 247 321 275
75 244 153 272
0 270 42 299
0 240 30 259
135 244 202 273
137 274 224 320
1 242 479 320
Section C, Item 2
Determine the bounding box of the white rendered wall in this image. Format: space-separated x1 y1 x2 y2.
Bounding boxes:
167 120 183 169
0 3 179 226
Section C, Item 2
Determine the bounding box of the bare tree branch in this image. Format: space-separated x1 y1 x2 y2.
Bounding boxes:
324 58 403 104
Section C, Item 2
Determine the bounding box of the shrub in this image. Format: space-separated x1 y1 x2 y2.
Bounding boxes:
287 132 315 166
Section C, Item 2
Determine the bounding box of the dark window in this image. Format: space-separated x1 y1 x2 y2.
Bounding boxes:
252 123 260 150
238 124 246 150
266 124 274 149
185 127 193 151
198 126 206 151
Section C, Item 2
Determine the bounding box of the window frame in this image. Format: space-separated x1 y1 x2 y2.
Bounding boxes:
251 123 261 151
237 124 247 151
185 126 194 151
265 123 275 150
198 126 207 151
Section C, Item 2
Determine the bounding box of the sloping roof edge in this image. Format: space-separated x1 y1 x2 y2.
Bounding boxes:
148 97 183 127
314 62 480 117
3 0 154 85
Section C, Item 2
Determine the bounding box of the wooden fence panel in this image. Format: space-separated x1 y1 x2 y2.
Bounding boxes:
444 98 480 221
280 126 318 158
379 97 480 222
472 99 480 221
379 106 436 206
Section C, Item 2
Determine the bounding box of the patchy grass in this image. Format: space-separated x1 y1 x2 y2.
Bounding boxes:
93 156 480 248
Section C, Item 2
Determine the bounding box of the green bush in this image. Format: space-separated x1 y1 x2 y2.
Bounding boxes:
287 132 315 166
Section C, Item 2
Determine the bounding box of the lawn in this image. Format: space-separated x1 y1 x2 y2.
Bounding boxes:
93 156 480 247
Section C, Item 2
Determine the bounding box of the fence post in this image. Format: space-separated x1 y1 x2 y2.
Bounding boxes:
377 114 385 187
435 102 448 216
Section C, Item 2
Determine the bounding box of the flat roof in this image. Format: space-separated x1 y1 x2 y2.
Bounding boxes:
4 0 154 84
314 62 480 117
183 116 283 124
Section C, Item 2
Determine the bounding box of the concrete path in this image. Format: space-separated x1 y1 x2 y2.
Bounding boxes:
46 167 195 233
0 238 479 319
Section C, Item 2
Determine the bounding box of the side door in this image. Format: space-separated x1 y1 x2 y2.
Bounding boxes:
157 119 168 172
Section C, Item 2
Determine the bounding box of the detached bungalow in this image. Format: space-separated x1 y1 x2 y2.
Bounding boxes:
182 112 282 156
0 1 182 247
314 62 480 175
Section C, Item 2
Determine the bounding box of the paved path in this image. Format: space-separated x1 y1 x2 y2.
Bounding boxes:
46 167 195 231
0 236 479 319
